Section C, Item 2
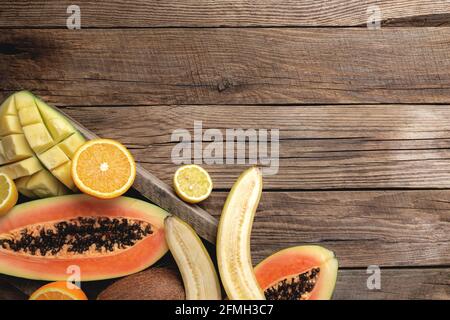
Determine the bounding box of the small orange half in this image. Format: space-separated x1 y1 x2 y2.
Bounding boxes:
29 282 88 300
72 139 136 199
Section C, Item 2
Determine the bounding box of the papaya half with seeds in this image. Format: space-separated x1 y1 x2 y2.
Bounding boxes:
0 195 168 281
254 245 338 300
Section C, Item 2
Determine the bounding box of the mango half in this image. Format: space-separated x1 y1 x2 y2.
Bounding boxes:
0 91 86 198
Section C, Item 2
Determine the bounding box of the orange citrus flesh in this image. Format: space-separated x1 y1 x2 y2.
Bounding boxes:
29 281 88 300
173 165 213 204
0 173 18 216
72 139 136 199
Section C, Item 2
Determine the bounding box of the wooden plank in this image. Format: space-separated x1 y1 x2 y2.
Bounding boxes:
57 105 450 190
334 268 450 300
2 268 449 300
201 190 450 268
1 28 450 105
1 1 450 27
55 105 219 243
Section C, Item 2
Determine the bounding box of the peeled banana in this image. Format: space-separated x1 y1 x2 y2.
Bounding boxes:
216 167 265 300
165 216 222 300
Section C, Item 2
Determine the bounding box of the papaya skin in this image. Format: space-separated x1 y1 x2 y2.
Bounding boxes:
0 195 169 281
254 245 339 300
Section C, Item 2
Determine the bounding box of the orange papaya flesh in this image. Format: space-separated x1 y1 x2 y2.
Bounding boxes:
254 245 338 300
0 195 168 281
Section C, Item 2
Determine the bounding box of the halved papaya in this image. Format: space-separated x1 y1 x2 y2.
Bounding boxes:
254 245 338 300
0 195 168 281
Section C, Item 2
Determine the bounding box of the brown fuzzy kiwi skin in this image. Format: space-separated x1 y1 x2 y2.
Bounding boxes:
97 267 185 300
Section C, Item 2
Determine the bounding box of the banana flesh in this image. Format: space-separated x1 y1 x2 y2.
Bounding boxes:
217 167 265 300
165 216 222 300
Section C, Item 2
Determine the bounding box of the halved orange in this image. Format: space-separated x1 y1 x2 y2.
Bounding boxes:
72 139 136 199
29 281 88 300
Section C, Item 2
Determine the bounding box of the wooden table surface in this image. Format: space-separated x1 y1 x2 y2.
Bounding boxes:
1 1 450 300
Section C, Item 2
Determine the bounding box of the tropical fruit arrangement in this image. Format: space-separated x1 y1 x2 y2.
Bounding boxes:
0 92 338 300
0 91 86 199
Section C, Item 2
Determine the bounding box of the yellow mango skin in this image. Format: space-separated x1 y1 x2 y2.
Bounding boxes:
38 145 70 171
1 134 33 163
0 157 43 180
22 123 55 154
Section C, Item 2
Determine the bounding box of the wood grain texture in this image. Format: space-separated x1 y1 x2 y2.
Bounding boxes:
334 268 450 300
2 268 449 300
201 190 450 268
1 28 450 105
55 105 450 190
1 1 450 27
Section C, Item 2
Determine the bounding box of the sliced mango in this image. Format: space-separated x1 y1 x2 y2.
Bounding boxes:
52 162 76 191
0 95 17 117
22 123 54 154
35 98 76 143
0 116 22 137
14 91 36 111
0 143 7 165
15 175 36 199
1 134 33 162
58 132 86 159
18 105 42 126
38 145 70 170
0 157 42 180
27 170 68 198
0 91 87 198
57 184 69 196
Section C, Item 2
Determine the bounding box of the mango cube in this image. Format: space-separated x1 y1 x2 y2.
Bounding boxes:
58 132 86 159
0 143 7 165
26 170 66 198
38 145 70 170
0 157 42 180
0 116 22 137
23 123 54 154
14 91 36 111
18 105 43 126
51 161 76 191
1 134 33 162
15 175 36 199
35 98 76 143
0 96 17 117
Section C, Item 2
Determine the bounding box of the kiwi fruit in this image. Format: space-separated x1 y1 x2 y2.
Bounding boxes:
97 267 185 300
